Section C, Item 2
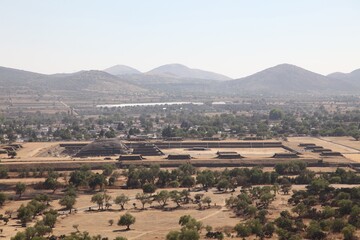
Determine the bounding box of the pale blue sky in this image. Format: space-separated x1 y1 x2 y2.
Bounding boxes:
0 0 359 78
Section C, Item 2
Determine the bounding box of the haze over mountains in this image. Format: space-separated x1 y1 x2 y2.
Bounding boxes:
103 65 141 75
0 66 145 93
224 64 356 94
104 63 231 81
327 69 360 89
0 63 359 96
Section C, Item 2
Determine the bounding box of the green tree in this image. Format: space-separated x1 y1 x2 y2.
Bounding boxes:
43 177 60 193
43 209 58 228
114 194 130 210
142 183 157 194
135 193 152 209
234 223 251 238
91 193 106 210
217 179 230 192
17 204 33 226
118 213 136 230
166 230 180 240
269 109 284 120
155 190 170 208
0 166 8 178
59 195 76 213
15 182 26 198
102 164 115 176
0 192 7 206
342 224 356 240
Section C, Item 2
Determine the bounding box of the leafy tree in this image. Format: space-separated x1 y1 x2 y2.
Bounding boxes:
331 218 346 233
181 175 195 188
166 230 180 240
202 196 212 207
263 222 275 238
102 164 115 176
306 221 326 240
0 192 7 206
196 170 215 191
155 190 170 208
234 223 251 238
142 183 157 194
91 193 106 210
15 182 26 198
178 215 202 231
114 194 130 210
43 209 58 228
43 177 60 193
162 125 176 138
178 229 200 240
342 224 356 240
17 204 33 226
170 190 183 207
217 179 230 192
0 166 8 179
88 173 107 190
114 237 128 240
135 193 152 209
118 213 136 230
269 109 284 120
59 195 76 213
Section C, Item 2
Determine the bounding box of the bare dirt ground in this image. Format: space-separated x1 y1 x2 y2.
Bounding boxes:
2 184 358 239
161 147 289 159
287 137 359 154
15 142 61 158
0 188 240 239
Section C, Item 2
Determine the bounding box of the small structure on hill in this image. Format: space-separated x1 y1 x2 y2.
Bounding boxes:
118 154 143 161
298 143 316 147
189 147 209 151
75 138 129 157
305 145 323 150
312 148 332 153
320 151 343 157
0 149 8 154
132 143 164 156
217 151 243 159
272 153 299 158
164 137 183 141
202 137 221 141
167 154 191 160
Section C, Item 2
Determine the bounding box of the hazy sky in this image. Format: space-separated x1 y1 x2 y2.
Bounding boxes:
1 0 359 78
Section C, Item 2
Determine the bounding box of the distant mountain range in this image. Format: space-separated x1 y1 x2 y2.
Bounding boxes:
224 64 357 94
103 65 141 75
327 69 360 89
145 64 231 81
0 66 145 93
1 63 359 96
104 63 231 81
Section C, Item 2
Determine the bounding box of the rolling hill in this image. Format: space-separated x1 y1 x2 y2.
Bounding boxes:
224 64 356 94
328 69 360 88
146 63 232 81
1 64 359 97
0 66 146 93
103 65 141 75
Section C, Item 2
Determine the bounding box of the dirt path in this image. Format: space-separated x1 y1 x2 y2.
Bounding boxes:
129 206 226 239
318 137 360 153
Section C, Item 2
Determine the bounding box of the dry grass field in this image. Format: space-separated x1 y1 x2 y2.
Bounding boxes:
0 186 284 239
1 183 359 239
1 137 358 239
287 137 360 163
162 147 289 158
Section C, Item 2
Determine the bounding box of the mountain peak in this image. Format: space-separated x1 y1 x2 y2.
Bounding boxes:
146 63 231 81
226 63 354 93
103 65 141 75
